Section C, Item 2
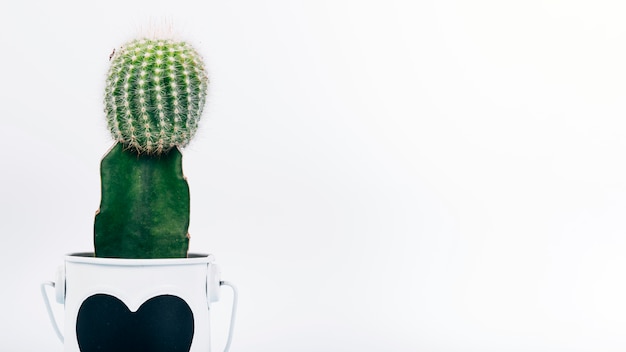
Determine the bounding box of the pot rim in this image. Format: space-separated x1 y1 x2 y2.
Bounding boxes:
65 252 214 266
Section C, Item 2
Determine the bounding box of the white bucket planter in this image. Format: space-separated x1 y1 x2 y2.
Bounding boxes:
42 253 237 352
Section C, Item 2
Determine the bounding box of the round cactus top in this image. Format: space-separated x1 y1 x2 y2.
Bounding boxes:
104 38 208 154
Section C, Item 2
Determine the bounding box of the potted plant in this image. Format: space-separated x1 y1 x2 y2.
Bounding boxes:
41 37 237 352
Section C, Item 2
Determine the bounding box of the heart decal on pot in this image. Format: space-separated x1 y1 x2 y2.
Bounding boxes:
76 294 194 352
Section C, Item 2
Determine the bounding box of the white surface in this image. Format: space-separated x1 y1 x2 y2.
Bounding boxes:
208 263 221 303
55 265 65 304
2 0 626 351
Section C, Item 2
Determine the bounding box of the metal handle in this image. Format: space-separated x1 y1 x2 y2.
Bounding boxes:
41 281 64 343
219 281 238 352
207 263 238 352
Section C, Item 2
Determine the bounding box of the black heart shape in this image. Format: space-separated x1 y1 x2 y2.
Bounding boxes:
76 294 194 352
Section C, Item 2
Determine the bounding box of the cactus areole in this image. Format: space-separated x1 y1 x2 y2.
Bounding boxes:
95 38 208 259
104 38 208 155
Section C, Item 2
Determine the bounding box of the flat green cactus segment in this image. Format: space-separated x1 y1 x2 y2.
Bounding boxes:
104 38 209 155
94 143 190 258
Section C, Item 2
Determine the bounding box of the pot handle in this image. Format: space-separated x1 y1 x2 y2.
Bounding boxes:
218 281 238 352
41 281 64 343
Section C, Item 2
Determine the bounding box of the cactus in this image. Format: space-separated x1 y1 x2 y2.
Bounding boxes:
94 38 208 259
104 38 208 155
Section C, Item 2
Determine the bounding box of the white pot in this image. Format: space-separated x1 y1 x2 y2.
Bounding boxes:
42 253 236 352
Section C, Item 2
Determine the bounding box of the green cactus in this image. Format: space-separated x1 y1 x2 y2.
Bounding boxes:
104 38 208 155
94 38 208 259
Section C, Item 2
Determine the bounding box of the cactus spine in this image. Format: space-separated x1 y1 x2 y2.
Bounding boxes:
95 38 208 259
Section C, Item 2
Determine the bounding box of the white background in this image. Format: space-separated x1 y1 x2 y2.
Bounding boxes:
2 0 626 351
